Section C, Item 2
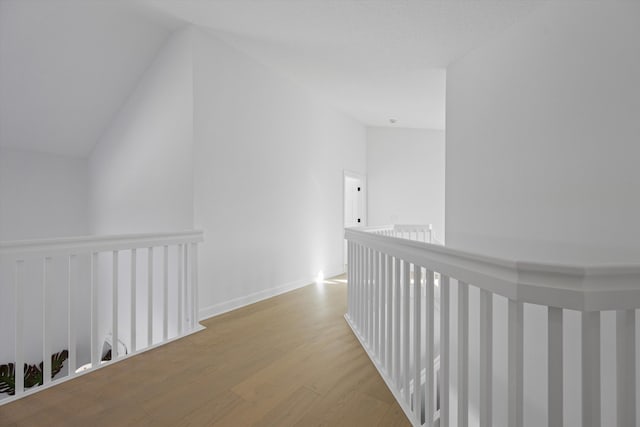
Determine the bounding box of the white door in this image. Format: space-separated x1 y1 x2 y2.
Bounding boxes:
344 172 365 266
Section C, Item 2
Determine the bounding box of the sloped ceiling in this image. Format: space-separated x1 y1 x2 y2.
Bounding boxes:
0 0 545 158
140 0 544 129
0 0 177 157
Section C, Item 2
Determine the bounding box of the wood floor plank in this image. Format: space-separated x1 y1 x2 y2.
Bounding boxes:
0 276 410 426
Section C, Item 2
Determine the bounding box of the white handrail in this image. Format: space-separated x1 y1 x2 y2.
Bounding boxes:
345 224 639 427
346 226 640 311
0 230 203 256
0 230 204 405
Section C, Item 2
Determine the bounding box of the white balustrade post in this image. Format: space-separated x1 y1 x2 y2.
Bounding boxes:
548 307 563 427
177 244 183 334
403 260 411 403
42 257 52 385
582 311 601 427
616 309 636 427
91 252 99 367
112 250 119 359
191 242 199 326
183 243 189 327
385 253 392 374
458 281 469 427
374 250 379 356
147 247 153 346
163 245 169 341
413 265 422 424
367 248 373 346
508 300 524 427
130 249 137 352
347 241 352 318
425 270 435 427
358 244 363 331
440 275 450 427
14 260 24 396
479 289 493 427
67 254 77 375
380 252 386 366
394 256 401 386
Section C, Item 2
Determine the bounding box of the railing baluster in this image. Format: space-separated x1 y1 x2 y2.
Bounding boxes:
147 247 153 346
374 250 379 356
91 252 99 367
413 265 422 424
548 307 563 427
42 257 52 385
358 244 363 330
458 280 469 427
130 249 137 352
347 241 352 318
403 259 411 403
191 242 199 327
425 270 434 427
1 233 201 404
68 254 76 375
352 243 357 326
361 245 365 334
163 245 169 341
385 253 392 374
362 245 366 336
394 256 401 386
440 275 450 427
508 299 524 427
582 311 601 427
380 252 386 367
367 248 372 346
14 260 24 396
479 289 493 427
616 309 636 427
183 243 189 326
177 244 183 334
112 250 119 360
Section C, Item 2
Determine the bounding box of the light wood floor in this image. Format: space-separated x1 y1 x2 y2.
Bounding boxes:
0 276 410 427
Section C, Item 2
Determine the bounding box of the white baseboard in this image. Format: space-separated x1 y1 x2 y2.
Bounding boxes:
199 266 345 321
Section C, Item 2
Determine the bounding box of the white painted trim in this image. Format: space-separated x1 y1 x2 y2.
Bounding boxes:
343 169 367 227
0 230 204 256
346 226 640 311
199 267 344 321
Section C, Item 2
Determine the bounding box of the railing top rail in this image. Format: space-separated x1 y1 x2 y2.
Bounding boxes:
0 230 204 257
351 224 433 232
392 224 432 231
345 226 640 311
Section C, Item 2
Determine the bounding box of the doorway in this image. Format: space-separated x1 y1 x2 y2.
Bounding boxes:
343 170 366 267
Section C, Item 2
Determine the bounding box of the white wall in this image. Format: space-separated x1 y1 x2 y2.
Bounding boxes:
446 3 640 426
366 127 445 242
0 147 88 241
88 28 194 354
192 29 366 318
446 2 640 265
89 29 194 235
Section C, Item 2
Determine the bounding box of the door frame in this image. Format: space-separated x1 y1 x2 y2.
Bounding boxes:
343 170 367 229
343 170 367 269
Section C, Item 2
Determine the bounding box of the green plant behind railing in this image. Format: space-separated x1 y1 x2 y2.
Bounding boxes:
0 350 68 396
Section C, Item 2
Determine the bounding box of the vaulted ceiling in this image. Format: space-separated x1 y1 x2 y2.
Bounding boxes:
0 0 544 157
0 0 176 157
141 0 544 129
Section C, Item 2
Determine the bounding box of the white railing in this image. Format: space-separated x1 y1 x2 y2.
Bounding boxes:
0 230 203 404
365 224 438 244
345 225 640 427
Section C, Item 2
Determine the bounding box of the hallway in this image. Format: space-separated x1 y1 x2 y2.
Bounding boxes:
0 276 409 426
